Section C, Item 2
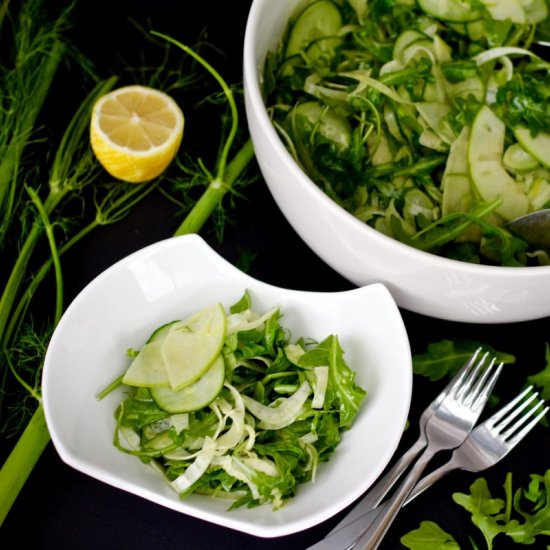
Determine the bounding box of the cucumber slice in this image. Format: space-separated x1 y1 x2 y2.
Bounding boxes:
469 106 529 221
393 30 428 59
480 0 526 23
503 143 539 174
416 102 455 144
285 0 343 58
305 36 344 65
442 126 473 215
513 127 550 169
469 106 505 164
417 0 481 22
290 101 352 152
523 0 548 23
526 169 550 210
122 322 176 388
151 355 225 413
470 160 530 220
161 303 226 391
444 75 485 102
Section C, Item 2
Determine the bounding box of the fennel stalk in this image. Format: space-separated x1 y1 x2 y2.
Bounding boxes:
0 25 256 527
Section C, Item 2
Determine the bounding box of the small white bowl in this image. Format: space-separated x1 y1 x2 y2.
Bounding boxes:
42 234 412 538
243 0 550 324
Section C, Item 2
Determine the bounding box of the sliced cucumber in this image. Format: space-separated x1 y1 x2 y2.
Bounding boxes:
470 161 530 220
285 0 343 58
480 0 526 23
468 105 505 164
122 322 176 388
415 102 455 144
161 303 226 391
289 101 352 152
469 106 530 221
305 36 344 65
526 169 550 210
393 29 428 59
417 0 481 22
442 126 473 215
527 168 550 210
523 0 548 23
277 54 302 78
444 75 485 102
513 127 550 169
367 130 394 165
503 143 539 174
151 355 225 413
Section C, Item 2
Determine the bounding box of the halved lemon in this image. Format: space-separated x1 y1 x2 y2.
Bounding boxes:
90 85 184 183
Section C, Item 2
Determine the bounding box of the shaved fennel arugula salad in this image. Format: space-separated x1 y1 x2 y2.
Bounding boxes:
263 0 550 266
103 292 366 509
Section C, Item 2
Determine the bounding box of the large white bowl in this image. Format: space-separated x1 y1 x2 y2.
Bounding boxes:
243 0 550 324
42 234 412 538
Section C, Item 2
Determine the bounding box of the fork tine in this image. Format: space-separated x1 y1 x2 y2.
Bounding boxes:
486 385 535 427
460 353 497 403
452 348 486 399
455 353 502 410
491 386 539 431
471 361 503 410
502 401 548 445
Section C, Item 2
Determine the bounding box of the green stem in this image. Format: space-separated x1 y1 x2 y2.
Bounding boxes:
3 181 156 349
27 188 64 324
173 139 254 236
2 220 95 350
0 404 50 526
0 191 66 346
151 32 239 181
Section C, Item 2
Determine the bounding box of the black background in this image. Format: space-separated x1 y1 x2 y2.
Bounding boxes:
1 1 549 548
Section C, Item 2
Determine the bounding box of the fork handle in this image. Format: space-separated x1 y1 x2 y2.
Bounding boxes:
312 457 460 550
325 436 427 538
353 446 436 550
405 457 459 505
304 437 426 550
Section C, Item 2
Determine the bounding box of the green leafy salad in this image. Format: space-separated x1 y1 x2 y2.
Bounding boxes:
263 0 550 266
107 292 366 509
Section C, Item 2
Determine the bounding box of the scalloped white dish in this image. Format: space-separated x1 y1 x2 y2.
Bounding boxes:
42 234 412 538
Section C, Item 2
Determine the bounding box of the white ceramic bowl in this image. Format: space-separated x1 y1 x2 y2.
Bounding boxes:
42 234 412 538
243 0 550 324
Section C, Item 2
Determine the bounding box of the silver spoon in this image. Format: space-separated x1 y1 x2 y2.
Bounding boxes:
507 209 550 253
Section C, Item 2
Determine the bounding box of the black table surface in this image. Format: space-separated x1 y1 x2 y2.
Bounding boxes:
2 2 549 549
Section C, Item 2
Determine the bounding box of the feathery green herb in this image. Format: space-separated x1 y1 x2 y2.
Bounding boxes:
0 1 255 525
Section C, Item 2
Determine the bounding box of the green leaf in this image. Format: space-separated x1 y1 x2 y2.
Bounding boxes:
400 520 460 549
527 343 550 400
413 340 515 382
508 469 550 544
453 478 520 549
299 335 366 429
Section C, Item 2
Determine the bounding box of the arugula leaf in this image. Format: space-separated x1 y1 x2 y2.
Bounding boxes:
453 477 521 549
509 469 550 544
412 340 515 382
527 343 550 400
450 471 550 548
298 335 366 429
400 520 460 550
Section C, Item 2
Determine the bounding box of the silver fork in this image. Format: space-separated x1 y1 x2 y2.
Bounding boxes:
405 385 549 504
319 385 547 550
316 348 487 545
307 349 502 550
352 350 503 550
